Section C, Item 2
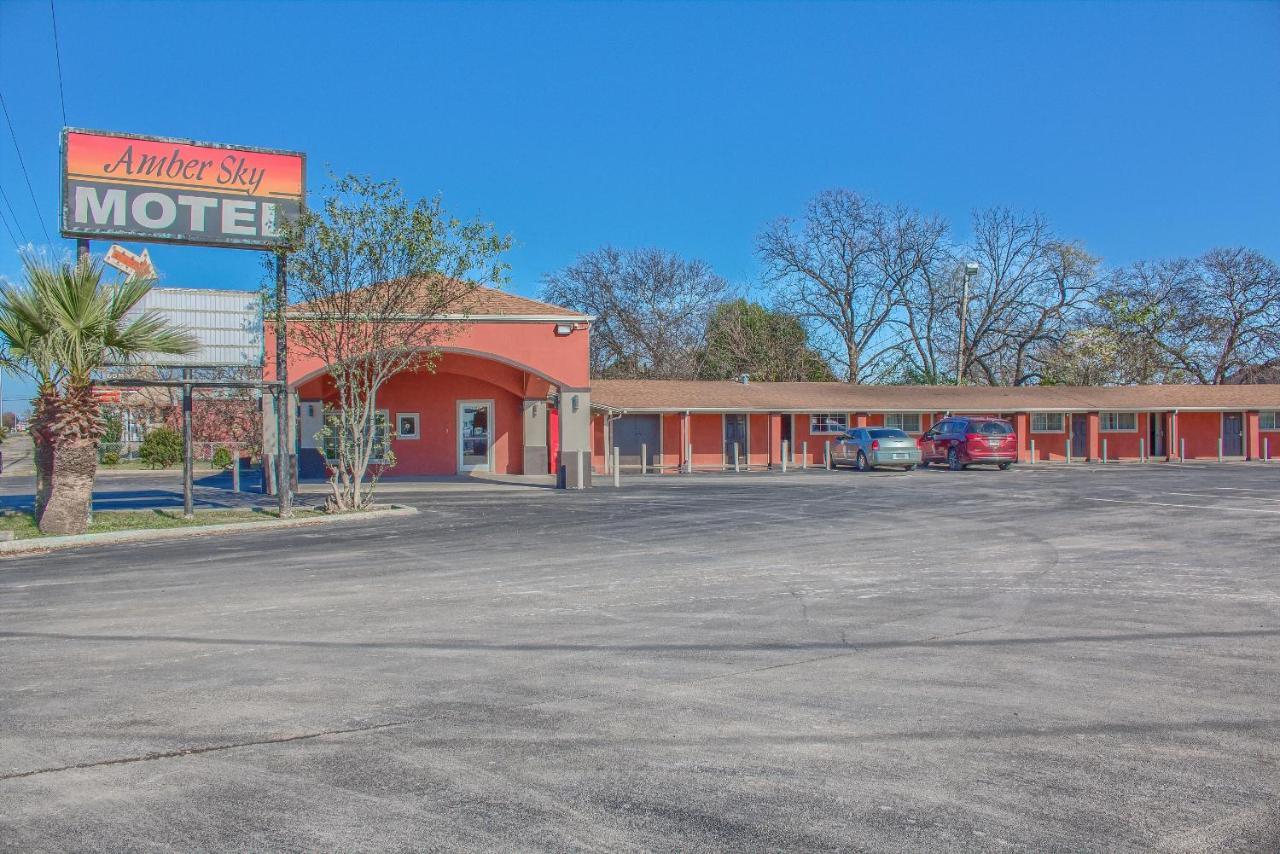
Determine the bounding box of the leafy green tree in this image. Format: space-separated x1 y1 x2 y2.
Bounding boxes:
0 257 196 534
699 299 835 381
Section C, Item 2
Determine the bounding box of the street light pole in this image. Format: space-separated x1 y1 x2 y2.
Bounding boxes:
957 262 979 386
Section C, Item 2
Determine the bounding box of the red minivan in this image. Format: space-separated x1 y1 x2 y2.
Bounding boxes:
919 416 1017 470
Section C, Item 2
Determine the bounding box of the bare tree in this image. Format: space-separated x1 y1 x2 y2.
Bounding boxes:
758 189 947 382
280 174 511 510
541 247 731 378
1098 248 1280 384
957 208 1098 385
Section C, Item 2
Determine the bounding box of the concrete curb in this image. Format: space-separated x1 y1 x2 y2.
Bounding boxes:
0 504 418 558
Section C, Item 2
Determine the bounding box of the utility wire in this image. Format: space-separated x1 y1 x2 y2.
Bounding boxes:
48 0 68 126
0 182 29 244
0 89 54 247
0 200 19 249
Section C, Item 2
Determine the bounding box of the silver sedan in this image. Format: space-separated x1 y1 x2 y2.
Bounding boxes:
832 428 922 471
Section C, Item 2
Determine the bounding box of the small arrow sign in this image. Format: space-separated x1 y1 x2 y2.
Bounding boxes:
103 245 157 280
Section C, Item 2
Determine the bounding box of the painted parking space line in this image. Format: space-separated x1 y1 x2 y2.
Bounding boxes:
1083 497 1280 514
1165 492 1280 503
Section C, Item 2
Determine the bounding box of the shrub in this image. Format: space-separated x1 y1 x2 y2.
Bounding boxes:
138 427 183 468
100 451 120 466
211 447 233 471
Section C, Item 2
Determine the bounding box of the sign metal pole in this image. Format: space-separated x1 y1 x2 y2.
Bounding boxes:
275 252 291 518
182 368 193 518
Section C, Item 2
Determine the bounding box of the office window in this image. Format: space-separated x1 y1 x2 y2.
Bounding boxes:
1261 411 1278 431
323 409 390 462
1100 412 1137 432
1031 412 1065 432
809 413 848 434
884 413 921 433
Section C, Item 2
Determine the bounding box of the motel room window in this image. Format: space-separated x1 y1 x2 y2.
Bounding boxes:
809 413 849 434
323 409 391 462
884 413 921 433
397 412 420 440
1261 411 1278 431
1100 412 1137 432
1031 413 1065 432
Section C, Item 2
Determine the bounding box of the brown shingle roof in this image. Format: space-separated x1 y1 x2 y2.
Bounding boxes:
591 380 1280 412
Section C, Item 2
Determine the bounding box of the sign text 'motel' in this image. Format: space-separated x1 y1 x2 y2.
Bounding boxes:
61 129 305 250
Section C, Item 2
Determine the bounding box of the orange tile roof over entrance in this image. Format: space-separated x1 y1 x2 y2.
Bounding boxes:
591 379 1280 412
450 287 590 318
290 280 590 320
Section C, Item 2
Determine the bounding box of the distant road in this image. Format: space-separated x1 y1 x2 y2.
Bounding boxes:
0 432 33 477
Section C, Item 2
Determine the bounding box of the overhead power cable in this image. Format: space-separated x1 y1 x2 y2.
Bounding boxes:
48 0 68 126
0 89 54 247
0 200 19 249
0 182 29 244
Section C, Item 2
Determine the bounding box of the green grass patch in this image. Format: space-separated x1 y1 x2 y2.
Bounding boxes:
0 508 321 540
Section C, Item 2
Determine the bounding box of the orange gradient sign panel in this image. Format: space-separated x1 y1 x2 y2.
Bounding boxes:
61 129 305 249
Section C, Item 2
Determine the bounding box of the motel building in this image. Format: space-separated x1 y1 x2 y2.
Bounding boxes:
266 284 1280 485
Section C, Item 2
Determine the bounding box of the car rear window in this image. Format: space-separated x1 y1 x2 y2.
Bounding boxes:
869 429 909 439
971 421 1013 435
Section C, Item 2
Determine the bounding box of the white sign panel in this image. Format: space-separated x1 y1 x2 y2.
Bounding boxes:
117 287 263 367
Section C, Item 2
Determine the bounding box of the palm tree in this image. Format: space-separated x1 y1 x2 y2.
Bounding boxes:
0 255 198 535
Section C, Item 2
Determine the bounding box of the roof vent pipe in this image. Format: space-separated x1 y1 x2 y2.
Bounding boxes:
739 373 750 385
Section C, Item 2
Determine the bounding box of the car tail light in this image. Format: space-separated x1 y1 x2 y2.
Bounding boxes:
966 433 984 443
871 439 880 450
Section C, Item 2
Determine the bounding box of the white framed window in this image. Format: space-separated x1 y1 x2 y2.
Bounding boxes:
809 413 848 434
323 409 390 463
884 413 922 433
1261 411 1278 431
1031 412 1065 432
397 412 420 440
1100 412 1137 432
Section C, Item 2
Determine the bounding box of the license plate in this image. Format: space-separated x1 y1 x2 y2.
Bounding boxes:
892 453 907 459
988 439 1001 447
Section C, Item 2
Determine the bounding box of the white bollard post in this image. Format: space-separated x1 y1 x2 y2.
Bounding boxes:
1218 438 1223 463
1030 440 1036 465
1180 437 1185 463
802 441 808 469
1066 443 1071 466
640 443 647 475
685 443 693 474
824 441 831 470
613 447 621 487
781 440 788 473
1139 438 1145 463
734 442 740 473
1102 438 1108 464
576 450 584 490
1266 437 1271 461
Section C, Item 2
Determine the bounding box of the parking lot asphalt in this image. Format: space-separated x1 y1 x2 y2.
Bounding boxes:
1 463 1278 851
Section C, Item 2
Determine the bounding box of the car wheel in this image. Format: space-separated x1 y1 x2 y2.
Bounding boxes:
998 462 1012 470
855 451 871 472
903 464 916 472
947 447 964 471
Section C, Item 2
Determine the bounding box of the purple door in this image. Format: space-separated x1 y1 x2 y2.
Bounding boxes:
1070 415 1089 458
1222 413 1244 457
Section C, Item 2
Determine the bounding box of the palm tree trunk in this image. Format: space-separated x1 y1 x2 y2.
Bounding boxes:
30 392 57 525
32 433 53 524
39 439 97 535
38 383 103 536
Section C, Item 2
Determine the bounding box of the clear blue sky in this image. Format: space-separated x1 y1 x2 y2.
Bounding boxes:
1 0 1278 407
